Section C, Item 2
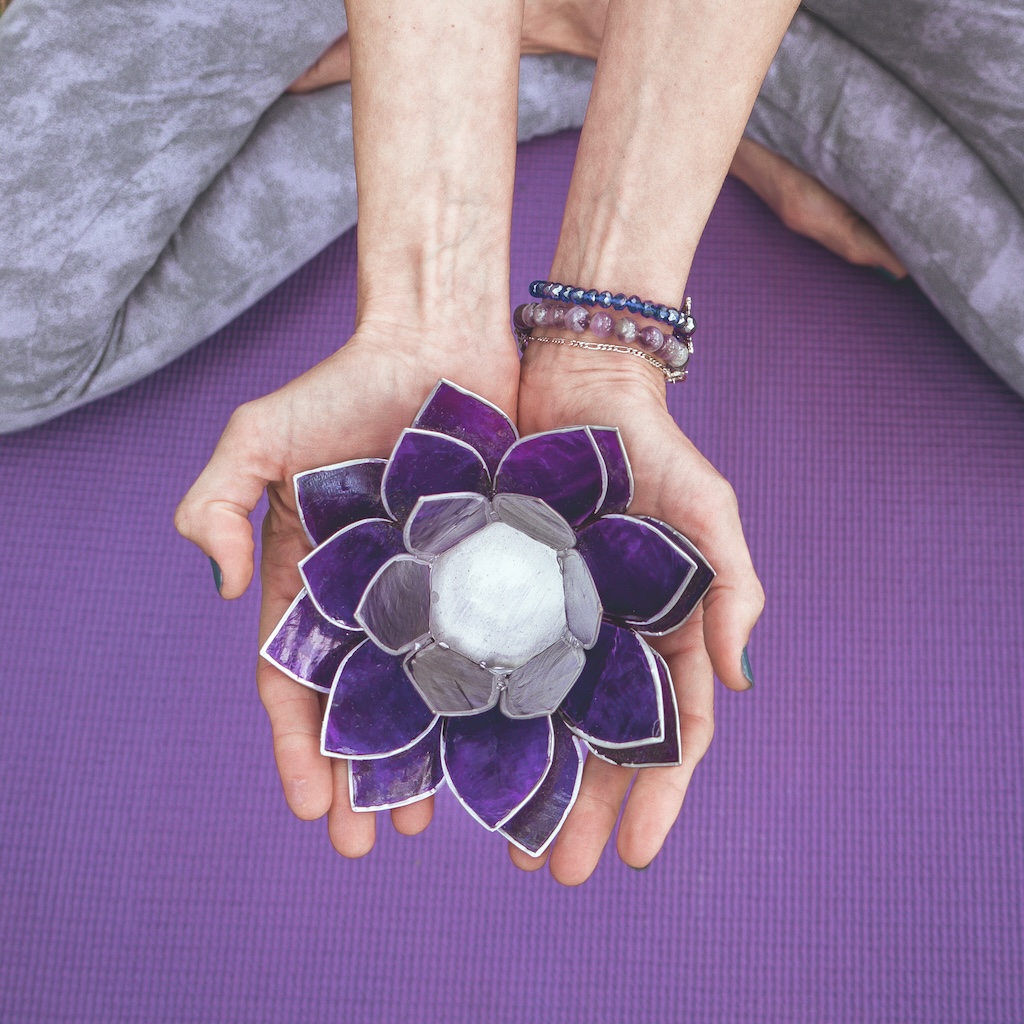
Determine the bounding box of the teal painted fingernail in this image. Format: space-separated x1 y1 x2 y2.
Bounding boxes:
875 267 901 283
209 557 223 594
629 864 649 872
741 646 755 688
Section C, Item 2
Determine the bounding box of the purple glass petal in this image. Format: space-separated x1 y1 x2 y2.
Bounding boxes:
493 427 607 528
354 555 431 655
632 517 716 634
576 514 697 625
412 380 518 477
260 591 366 693
442 708 553 830
381 429 490 523
559 621 664 747
500 718 583 855
299 518 405 628
561 550 602 648
501 635 586 719
589 427 633 516
349 721 444 810
322 639 437 758
588 651 682 767
403 492 490 557
491 493 575 550
294 459 387 546
404 642 500 716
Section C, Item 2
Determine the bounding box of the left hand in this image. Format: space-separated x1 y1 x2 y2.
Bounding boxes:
514 343 764 884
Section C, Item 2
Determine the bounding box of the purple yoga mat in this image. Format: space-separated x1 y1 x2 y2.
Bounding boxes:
1 131 1022 1023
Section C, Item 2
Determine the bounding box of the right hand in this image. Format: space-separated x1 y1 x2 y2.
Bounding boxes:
174 323 520 857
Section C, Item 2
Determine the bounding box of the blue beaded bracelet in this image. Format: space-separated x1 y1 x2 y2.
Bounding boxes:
529 280 696 339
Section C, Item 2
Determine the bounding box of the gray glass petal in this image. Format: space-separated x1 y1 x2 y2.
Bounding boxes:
404 642 500 716
491 493 576 550
354 555 432 655
403 492 490 558
501 634 586 719
560 550 602 649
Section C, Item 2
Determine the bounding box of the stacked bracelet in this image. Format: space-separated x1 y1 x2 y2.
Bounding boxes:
515 281 697 384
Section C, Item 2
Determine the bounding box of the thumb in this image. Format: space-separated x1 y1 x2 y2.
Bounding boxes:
174 403 279 599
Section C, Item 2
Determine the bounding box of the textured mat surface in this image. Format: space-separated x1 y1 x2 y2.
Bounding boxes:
2 130 1022 1024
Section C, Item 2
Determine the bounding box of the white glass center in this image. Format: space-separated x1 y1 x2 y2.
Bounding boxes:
429 521 567 668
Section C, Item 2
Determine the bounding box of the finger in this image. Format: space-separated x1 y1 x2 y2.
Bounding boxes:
256 508 331 819
174 401 279 599
666 471 764 692
618 622 715 867
391 796 434 836
257 662 334 820
508 843 550 872
548 756 635 886
287 34 351 93
327 757 376 858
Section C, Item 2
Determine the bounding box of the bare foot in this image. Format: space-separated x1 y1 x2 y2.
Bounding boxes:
729 137 907 279
521 0 606 60
288 32 351 94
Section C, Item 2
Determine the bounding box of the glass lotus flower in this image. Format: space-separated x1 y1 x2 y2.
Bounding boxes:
260 381 714 856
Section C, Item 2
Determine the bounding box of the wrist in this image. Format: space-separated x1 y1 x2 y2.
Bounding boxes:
519 328 666 406
345 315 521 417
357 196 511 311
547 219 695 313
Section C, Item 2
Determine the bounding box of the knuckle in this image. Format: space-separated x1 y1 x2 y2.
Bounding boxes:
225 400 258 438
751 578 767 616
173 498 198 541
680 711 715 759
705 476 739 519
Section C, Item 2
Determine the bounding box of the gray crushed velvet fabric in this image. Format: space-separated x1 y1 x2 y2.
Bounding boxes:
0 2 1021 433
0 0 595 433
745 4 1024 400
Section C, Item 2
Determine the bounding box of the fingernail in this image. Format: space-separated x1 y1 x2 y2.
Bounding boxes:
875 267 901 283
209 557 223 594
741 645 755 688
629 864 649 872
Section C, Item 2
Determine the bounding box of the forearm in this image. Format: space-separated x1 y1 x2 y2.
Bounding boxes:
552 0 800 302
346 0 523 337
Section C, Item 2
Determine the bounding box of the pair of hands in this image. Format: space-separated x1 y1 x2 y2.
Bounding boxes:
175 315 764 884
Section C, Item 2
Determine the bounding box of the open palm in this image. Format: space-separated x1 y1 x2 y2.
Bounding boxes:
175 328 519 855
515 345 764 882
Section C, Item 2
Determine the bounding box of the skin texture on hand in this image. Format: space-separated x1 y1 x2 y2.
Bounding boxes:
501 0 786 882
175 329 521 855
513 347 763 883
178 0 780 878
289 23 905 283
178 0 525 859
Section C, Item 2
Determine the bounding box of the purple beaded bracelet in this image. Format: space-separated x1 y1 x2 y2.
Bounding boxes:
513 300 693 379
528 280 696 340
